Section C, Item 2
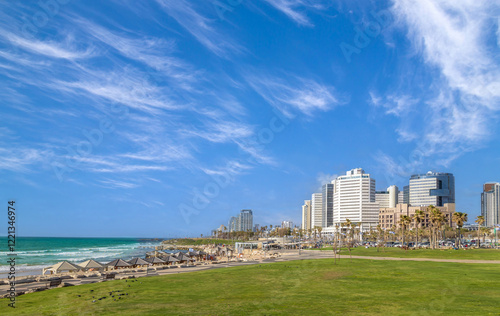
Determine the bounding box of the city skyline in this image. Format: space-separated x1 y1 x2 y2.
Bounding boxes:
1 1 499 237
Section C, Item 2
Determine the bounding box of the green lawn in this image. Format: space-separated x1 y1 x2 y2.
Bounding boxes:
314 247 500 260
2 259 500 315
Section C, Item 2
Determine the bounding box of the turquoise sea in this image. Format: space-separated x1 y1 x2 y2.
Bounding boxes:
0 237 163 277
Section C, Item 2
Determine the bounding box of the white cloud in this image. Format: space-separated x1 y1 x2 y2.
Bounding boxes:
262 0 328 27
316 172 337 189
75 18 198 83
0 147 50 172
375 0 500 172
369 92 419 117
155 0 242 57
201 160 252 177
247 72 345 118
184 120 254 143
5 33 95 60
98 178 139 189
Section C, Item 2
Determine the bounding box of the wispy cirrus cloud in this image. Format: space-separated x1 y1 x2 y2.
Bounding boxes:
394 0 500 145
247 72 346 118
373 0 500 178
262 0 328 26
74 18 199 84
155 0 242 57
98 178 140 189
4 32 96 60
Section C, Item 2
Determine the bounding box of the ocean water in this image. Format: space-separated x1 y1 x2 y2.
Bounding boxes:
0 237 163 277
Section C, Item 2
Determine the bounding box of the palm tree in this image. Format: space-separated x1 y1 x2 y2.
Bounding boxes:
427 205 444 249
452 212 468 248
399 215 412 249
480 227 490 244
376 225 384 252
475 215 485 247
413 210 425 248
333 223 340 264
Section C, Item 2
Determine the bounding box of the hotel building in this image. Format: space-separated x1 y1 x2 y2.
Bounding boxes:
301 200 311 231
322 183 334 227
376 185 399 208
332 168 379 231
239 209 253 232
311 193 323 228
481 183 500 227
409 172 455 207
229 210 253 232
379 203 456 230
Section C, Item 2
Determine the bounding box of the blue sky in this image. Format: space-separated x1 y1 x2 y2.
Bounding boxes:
1 0 499 238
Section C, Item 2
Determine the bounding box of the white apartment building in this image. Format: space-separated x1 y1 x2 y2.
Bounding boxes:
332 168 379 231
482 183 500 227
311 193 323 228
376 185 399 208
301 200 311 231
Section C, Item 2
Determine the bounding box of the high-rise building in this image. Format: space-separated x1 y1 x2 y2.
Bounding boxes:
403 185 410 204
388 185 398 208
311 193 323 228
281 221 293 229
322 183 334 227
409 172 455 207
481 183 500 227
301 200 311 231
376 191 390 208
332 168 379 231
229 216 238 232
239 209 253 232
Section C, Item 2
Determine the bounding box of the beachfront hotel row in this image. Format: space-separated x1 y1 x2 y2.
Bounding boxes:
301 168 500 234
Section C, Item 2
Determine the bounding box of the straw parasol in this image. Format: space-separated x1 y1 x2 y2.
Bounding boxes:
128 257 150 267
162 255 180 265
145 257 166 265
42 261 80 275
106 259 132 269
78 259 105 271
175 253 193 263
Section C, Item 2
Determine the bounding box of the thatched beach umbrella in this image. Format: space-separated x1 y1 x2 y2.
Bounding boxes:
106 259 132 269
175 253 193 263
78 259 105 271
127 257 149 267
145 257 166 265
162 255 180 265
198 250 208 260
43 261 80 275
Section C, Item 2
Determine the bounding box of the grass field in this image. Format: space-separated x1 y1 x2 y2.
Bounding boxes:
314 247 500 260
2 259 499 315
